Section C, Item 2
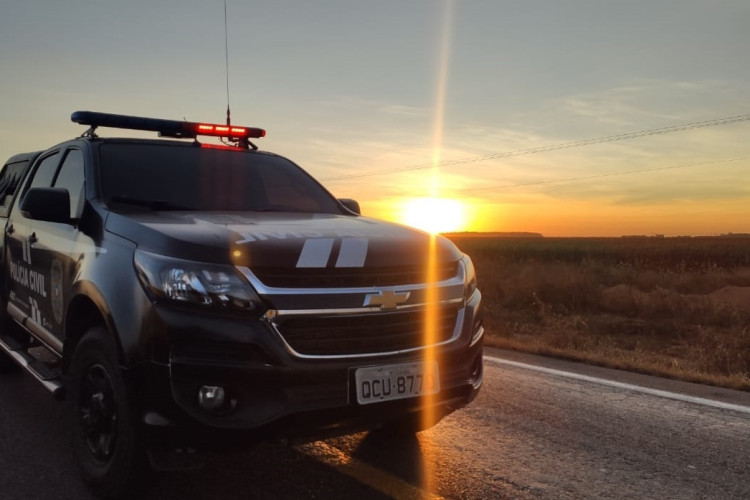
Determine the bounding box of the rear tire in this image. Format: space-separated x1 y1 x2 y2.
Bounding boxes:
68 326 150 499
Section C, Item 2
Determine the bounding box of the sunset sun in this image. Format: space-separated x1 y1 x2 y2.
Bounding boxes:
400 197 467 234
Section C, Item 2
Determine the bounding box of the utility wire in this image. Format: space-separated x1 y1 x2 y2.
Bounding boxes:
458 157 749 194
322 113 750 182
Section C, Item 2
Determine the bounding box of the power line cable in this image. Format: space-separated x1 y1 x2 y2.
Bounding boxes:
458 157 749 194
322 113 750 182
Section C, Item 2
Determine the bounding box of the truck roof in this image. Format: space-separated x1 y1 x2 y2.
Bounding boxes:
4 151 42 165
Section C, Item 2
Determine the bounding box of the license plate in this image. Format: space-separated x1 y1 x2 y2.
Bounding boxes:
355 361 440 405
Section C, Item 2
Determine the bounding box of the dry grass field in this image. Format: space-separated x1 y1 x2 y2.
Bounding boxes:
447 235 750 391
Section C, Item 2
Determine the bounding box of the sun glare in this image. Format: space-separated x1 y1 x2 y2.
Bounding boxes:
400 197 466 234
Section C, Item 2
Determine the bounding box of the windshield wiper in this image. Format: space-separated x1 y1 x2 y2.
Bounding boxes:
107 196 192 211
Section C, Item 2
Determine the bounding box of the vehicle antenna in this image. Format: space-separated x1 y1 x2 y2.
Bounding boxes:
224 0 231 126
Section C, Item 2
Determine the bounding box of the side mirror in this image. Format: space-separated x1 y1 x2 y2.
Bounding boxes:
20 187 71 224
338 198 360 215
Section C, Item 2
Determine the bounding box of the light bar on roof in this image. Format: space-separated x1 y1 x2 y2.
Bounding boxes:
71 111 266 140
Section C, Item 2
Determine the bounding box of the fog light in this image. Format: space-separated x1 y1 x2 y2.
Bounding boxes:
198 385 226 411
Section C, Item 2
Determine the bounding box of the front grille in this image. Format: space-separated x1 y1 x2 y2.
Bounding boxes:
252 262 458 289
275 304 461 356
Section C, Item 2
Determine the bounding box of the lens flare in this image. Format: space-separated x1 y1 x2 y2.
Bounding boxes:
419 0 455 494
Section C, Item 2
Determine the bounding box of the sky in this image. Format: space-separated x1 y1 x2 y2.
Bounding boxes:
1 0 749 236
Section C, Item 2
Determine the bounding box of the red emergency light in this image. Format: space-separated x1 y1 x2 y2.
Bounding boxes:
195 123 263 138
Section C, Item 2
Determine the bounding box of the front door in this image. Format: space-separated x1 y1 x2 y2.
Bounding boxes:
6 148 85 349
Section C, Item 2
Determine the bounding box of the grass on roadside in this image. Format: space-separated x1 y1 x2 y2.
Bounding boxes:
447 236 750 391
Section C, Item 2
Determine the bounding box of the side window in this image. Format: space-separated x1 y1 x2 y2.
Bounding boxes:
0 161 29 217
27 152 60 191
53 149 85 218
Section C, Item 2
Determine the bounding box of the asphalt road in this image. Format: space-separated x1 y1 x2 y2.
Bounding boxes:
1 348 749 499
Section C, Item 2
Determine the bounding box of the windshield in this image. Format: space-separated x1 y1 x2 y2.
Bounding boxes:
98 143 342 213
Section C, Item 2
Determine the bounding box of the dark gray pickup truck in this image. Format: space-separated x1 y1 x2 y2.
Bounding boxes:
0 111 483 498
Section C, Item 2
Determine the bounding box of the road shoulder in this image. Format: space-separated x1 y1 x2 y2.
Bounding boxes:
485 346 750 410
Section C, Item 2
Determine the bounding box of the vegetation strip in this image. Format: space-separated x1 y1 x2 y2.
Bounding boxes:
448 236 750 391
486 356 750 415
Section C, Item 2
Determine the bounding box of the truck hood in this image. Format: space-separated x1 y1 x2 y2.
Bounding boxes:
106 211 463 269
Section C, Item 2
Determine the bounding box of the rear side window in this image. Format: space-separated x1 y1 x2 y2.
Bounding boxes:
0 160 30 217
98 144 342 214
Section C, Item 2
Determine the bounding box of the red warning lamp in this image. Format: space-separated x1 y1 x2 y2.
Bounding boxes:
193 123 265 139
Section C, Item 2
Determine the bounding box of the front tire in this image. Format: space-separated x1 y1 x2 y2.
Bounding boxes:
68 327 149 498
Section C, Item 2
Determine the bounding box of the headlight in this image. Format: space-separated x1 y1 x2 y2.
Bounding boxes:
134 250 263 311
460 254 478 297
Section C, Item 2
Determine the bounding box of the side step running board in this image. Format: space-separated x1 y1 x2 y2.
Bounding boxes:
0 331 65 400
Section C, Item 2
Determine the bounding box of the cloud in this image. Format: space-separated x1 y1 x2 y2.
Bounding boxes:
518 78 750 135
243 78 750 217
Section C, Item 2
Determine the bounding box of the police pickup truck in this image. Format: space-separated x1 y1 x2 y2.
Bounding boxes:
0 111 483 497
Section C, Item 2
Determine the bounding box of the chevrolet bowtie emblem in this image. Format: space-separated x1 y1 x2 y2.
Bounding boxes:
364 290 410 310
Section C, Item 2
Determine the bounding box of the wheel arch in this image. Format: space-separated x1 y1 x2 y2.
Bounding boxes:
63 287 122 372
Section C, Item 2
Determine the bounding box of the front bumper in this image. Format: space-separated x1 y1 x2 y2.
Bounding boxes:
134 289 483 446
